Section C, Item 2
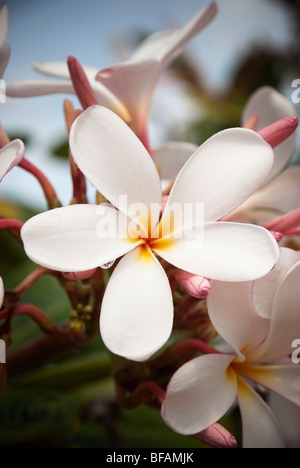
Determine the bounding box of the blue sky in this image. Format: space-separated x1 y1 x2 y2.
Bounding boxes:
0 0 296 208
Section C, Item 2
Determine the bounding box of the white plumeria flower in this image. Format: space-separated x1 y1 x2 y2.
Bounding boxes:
21 106 279 362
0 2 10 79
0 139 25 182
6 2 217 137
162 247 300 448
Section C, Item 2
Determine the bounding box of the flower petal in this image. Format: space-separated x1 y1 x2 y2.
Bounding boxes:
33 61 130 121
153 222 279 282
242 87 297 183
0 38 10 78
130 2 218 66
269 392 300 448
0 139 25 182
6 80 75 97
250 260 300 363
96 59 161 136
100 246 173 362
208 281 269 361
238 365 300 407
34 61 70 79
70 105 162 229
236 375 284 448
0 3 8 40
21 204 140 272
0 277 4 308
163 129 274 231
252 247 299 319
153 141 197 180
162 354 236 435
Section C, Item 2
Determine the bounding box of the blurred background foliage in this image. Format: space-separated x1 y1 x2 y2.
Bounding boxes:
0 0 299 448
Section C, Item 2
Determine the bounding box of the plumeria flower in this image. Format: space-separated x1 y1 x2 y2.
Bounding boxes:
0 139 25 182
6 2 217 141
0 2 10 78
21 106 279 362
162 247 300 448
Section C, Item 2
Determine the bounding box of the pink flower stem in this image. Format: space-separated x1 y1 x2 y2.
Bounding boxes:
133 381 166 409
19 158 61 209
0 121 60 208
0 218 23 243
0 304 70 340
7 267 60 304
64 99 87 204
0 218 23 233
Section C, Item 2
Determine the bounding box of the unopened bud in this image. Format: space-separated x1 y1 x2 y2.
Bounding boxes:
67 56 98 110
194 423 237 449
258 117 298 149
63 268 97 281
172 270 211 298
264 209 300 235
270 231 283 243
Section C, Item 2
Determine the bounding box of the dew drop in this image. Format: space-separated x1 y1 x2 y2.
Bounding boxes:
100 260 115 270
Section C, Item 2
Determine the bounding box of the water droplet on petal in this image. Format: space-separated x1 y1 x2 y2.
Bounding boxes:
100 260 115 270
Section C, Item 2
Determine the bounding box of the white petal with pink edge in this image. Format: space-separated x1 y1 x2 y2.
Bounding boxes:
131 2 218 66
162 354 236 435
96 59 160 136
100 246 173 362
0 139 25 182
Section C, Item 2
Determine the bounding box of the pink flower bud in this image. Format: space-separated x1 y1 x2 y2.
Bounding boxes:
264 209 300 235
270 231 283 243
67 56 98 110
258 117 299 149
63 268 97 281
194 423 237 449
172 270 211 298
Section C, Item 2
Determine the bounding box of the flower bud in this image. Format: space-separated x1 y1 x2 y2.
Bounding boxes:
194 423 237 449
63 268 97 281
258 117 298 149
172 270 211 298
